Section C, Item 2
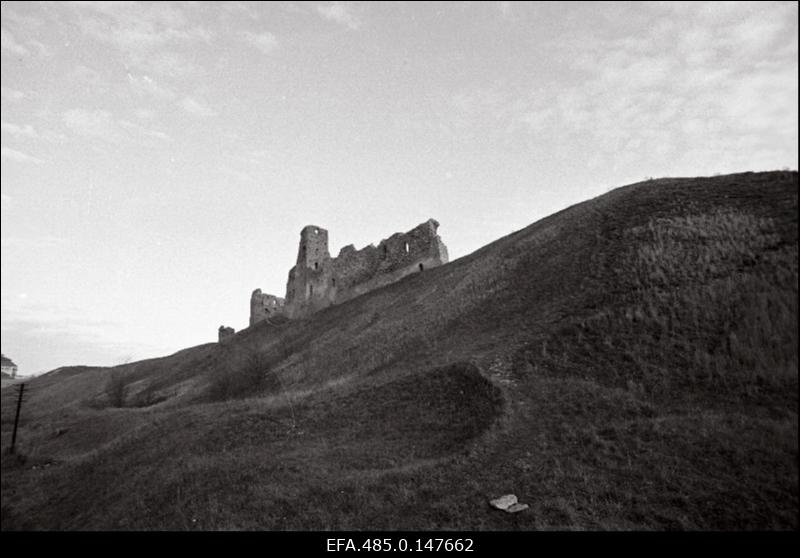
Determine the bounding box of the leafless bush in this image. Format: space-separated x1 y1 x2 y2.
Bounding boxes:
106 370 128 408
208 350 283 401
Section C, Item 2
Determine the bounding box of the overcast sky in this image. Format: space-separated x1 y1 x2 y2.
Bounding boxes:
1 1 797 375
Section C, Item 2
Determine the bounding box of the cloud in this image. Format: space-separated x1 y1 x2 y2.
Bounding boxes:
514 2 798 175
0 295 133 372
222 2 262 21
141 51 205 79
127 73 176 100
0 6 52 58
1 236 69 250
228 148 275 167
2 121 66 143
72 2 212 55
70 1 212 83
1 121 38 138
519 108 553 132
0 291 180 374
451 86 511 117
71 65 112 97
315 2 363 30
119 119 173 142
1 27 28 56
1 146 44 164
448 84 522 133
242 31 279 54
179 96 217 117
217 165 253 182
63 108 121 141
1 86 24 100
0 7 45 30
27 39 53 57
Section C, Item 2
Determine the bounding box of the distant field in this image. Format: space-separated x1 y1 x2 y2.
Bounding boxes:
1 171 796 530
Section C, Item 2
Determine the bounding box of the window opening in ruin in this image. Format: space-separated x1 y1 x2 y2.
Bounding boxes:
383 245 388 256
310 284 314 297
332 278 336 286
315 228 319 234
419 263 424 272
404 242 409 253
315 262 319 270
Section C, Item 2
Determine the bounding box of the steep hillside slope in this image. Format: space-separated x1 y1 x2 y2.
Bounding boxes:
2 171 797 530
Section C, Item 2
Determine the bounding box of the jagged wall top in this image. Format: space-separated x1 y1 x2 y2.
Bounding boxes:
247 219 448 325
283 218 448 319
250 289 285 326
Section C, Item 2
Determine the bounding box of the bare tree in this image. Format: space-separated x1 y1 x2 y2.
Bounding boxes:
106 370 127 407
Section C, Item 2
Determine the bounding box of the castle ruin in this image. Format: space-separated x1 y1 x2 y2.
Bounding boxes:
247 218 448 325
249 290 285 326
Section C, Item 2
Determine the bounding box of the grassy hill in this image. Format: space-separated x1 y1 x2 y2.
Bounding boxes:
1 171 797 530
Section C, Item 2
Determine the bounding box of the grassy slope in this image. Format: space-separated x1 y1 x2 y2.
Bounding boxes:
1 171 797 530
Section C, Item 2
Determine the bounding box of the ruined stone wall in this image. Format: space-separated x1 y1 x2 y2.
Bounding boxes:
333 219 448 299
218 325 235 343
282 219 448 319
246 219 448 324
249 289 285 326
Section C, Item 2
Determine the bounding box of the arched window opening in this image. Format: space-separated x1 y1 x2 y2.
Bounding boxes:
419 263 424 272
315 262 319 270
404 242 409 253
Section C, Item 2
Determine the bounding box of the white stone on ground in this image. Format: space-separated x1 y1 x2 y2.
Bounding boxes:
489 494 518 510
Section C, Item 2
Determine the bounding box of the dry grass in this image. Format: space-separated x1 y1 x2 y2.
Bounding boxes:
528 206 797 404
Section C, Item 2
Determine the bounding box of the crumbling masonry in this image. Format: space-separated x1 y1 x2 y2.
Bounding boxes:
248 219 448 325
249 290 285 326
218 325 235 342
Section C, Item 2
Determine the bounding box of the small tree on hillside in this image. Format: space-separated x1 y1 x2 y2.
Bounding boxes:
208 349 282 401
106 370 127 407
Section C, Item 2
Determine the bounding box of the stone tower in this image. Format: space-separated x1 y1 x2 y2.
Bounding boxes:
284 225 334 318
296 225 330 270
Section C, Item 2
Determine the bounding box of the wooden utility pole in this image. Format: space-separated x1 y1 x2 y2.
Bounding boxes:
10 382 25 454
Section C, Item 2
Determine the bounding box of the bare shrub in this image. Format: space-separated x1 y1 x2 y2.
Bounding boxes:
106 370 128 408
208 350 283 401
